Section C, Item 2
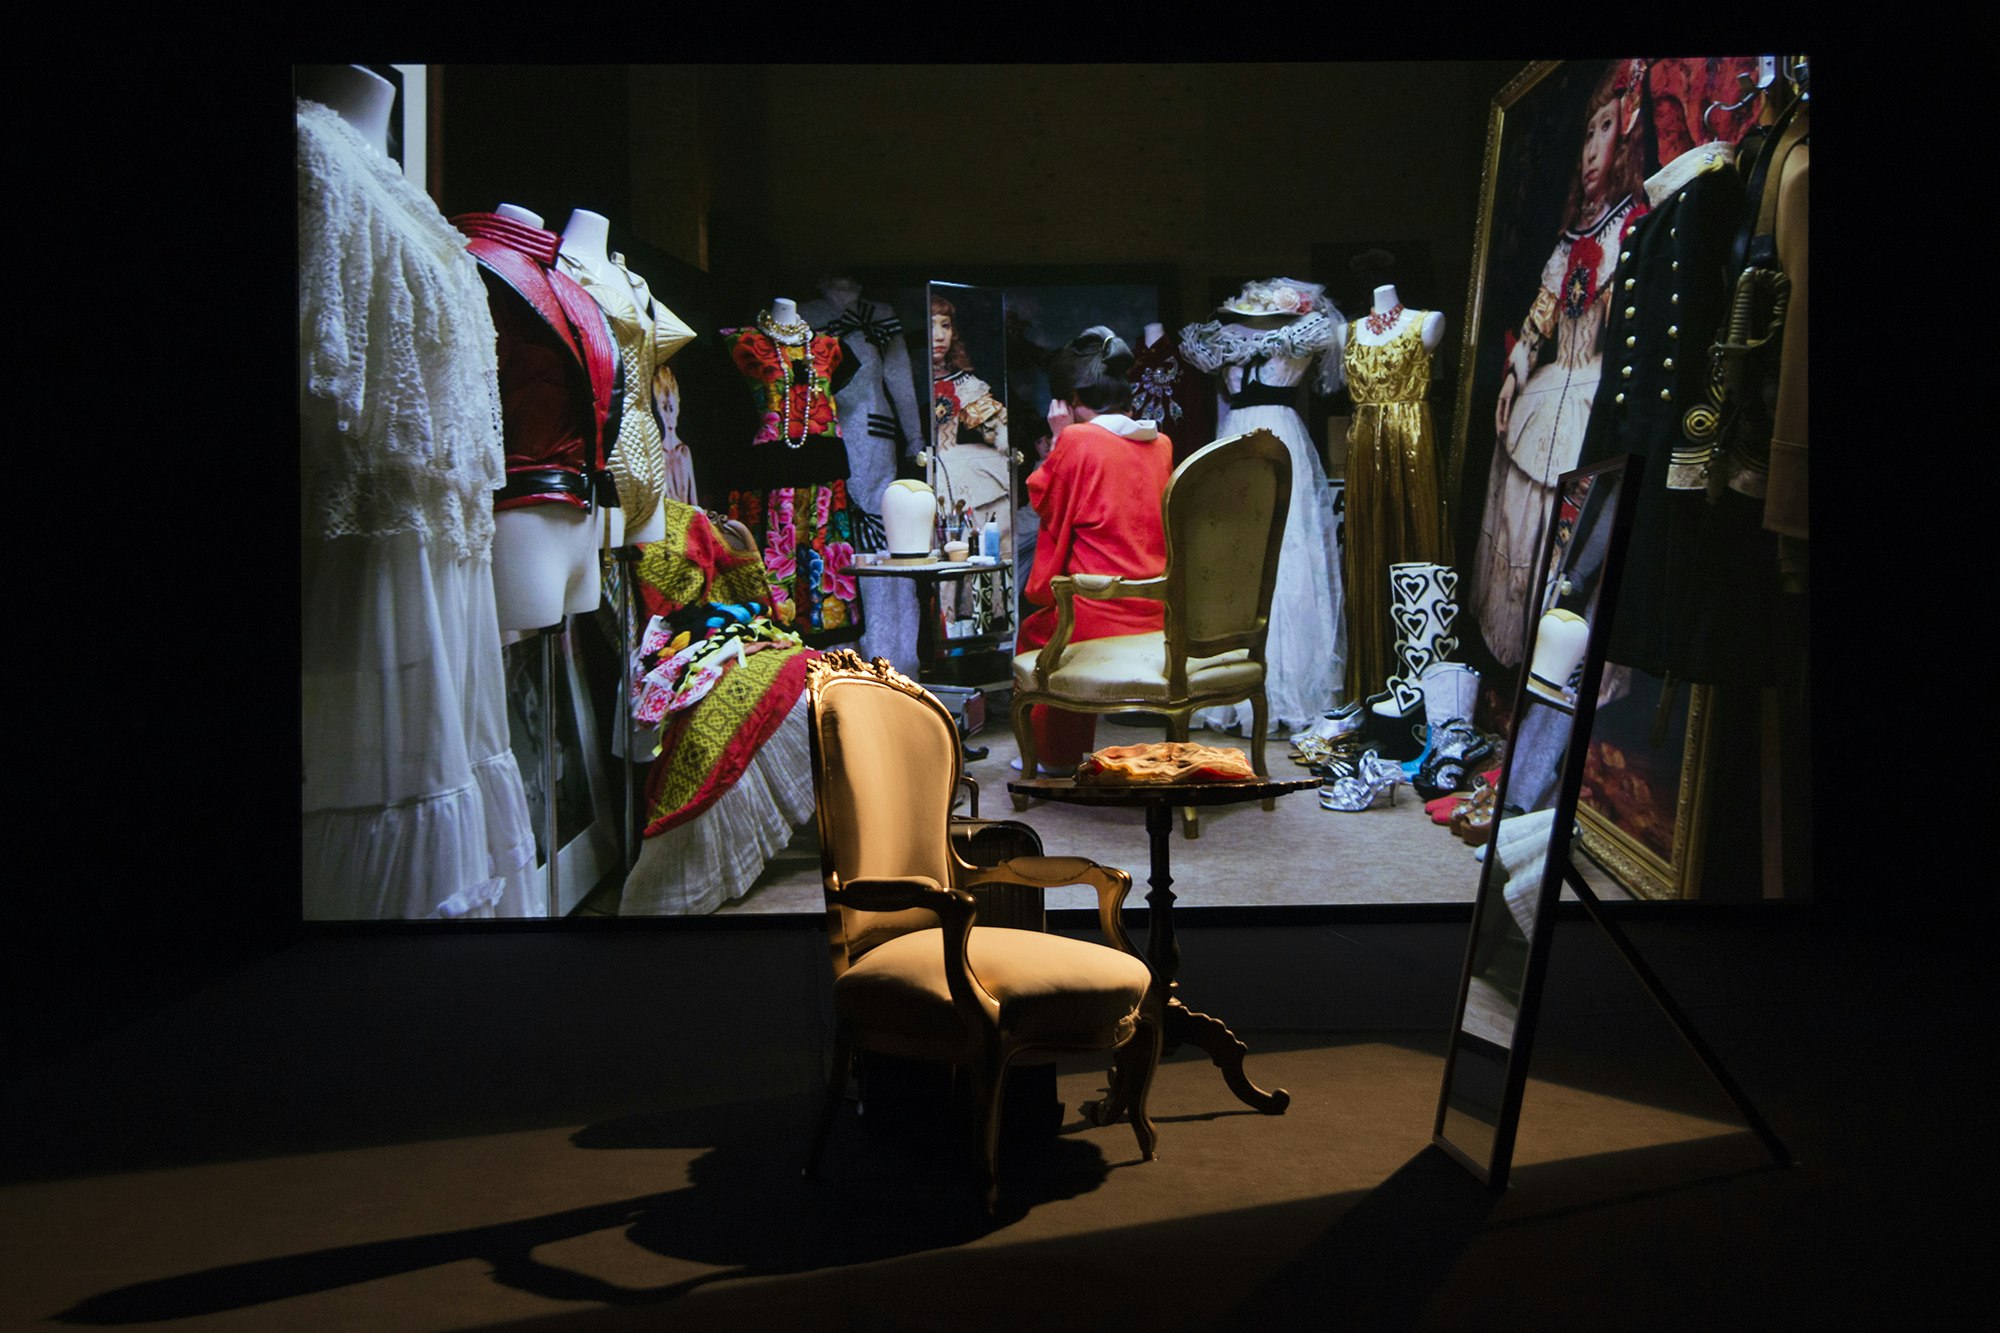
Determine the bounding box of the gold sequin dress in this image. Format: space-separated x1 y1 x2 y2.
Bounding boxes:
1341 314 1454 702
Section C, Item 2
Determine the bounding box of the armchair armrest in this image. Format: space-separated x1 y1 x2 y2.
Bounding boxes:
828 875 970 917
958 857 1149 980
1033 573 1169 685
829 876 998 1028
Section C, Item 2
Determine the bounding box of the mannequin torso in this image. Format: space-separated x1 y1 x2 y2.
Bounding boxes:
1352 284 1445 352
486 200 601 631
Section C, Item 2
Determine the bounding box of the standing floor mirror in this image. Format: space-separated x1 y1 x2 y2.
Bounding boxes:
1433 453 1790 1189
1435 454 1630 1187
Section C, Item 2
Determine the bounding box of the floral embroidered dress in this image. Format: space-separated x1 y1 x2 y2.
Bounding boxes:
719 325 864 645
1473 194 1643 667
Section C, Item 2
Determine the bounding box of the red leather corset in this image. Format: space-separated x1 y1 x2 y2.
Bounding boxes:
452 212 620 512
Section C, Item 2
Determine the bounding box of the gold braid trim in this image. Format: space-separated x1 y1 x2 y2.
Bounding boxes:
1526 288 1559 344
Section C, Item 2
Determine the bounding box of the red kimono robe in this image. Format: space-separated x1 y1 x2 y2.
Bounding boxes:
1019 416 1174 766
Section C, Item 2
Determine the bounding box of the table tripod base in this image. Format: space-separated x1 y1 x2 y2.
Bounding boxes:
1167 999 1290 1114
1079 998 1290 1123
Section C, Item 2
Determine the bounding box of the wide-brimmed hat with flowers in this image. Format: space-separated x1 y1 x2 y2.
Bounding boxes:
1219 277 1328 318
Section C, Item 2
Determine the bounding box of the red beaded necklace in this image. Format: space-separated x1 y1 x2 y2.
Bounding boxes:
1364 303 1405 336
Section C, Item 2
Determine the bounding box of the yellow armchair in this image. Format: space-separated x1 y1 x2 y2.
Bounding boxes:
1010 429 1293 834
802 650 1164 1213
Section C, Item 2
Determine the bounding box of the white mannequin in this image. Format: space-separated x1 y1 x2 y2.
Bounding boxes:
494 201 543 229
295 65 393 158
560 207 666 549
1353 283 1445 353
1143 321 1166 348
489 199 601 633
559 207 615 283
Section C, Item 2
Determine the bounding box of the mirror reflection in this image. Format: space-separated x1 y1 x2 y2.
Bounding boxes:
1436 455 1633 1178
926 284 1012 556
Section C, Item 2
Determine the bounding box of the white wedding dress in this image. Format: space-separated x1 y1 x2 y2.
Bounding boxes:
1179 313 1349 734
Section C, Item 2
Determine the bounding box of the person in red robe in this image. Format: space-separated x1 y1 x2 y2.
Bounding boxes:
1017 327 1175 772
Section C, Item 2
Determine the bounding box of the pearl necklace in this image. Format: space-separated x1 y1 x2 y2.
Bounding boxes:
775 351 816 449
1364 303 1405 336
754 310 818 448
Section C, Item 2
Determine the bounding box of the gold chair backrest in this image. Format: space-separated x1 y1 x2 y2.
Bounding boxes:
806 652 963 972
1162 429 1293 662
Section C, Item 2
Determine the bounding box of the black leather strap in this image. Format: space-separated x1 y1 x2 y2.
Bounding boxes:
1228 379 1297 409
499 467 604 506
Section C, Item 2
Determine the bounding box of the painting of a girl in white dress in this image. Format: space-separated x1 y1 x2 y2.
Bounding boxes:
1466 60 1649 669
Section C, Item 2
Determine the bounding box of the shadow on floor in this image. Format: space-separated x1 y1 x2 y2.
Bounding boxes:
53 1092 1116 1325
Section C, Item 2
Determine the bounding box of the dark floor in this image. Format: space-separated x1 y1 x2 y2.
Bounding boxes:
1 898 1981 1330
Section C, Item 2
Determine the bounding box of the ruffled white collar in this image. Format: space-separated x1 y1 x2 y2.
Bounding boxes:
1085 413 1158 440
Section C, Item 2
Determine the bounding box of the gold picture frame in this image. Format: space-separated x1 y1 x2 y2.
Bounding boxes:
1573 675 1716 900
1448 59 1742 903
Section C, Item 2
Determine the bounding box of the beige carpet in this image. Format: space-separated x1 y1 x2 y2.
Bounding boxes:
3 1036 1759 1332
716 715 1495 914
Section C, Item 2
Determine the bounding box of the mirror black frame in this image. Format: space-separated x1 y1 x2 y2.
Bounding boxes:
1432 452 1642 1190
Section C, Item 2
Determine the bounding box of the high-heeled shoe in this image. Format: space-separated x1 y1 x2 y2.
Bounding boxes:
1412 719 1500 802
1289 706 1366 764
1319 751 1406 812
1450 781 1499 844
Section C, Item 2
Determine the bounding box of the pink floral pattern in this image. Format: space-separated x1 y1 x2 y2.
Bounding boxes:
822 541 857 602
764 515 796 581
726 479 862 643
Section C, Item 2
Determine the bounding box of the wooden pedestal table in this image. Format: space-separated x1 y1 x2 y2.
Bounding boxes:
1008 774 1319 1118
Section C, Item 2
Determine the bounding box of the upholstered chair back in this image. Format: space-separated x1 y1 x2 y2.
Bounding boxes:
1163 430 1293 661
809 659 964 971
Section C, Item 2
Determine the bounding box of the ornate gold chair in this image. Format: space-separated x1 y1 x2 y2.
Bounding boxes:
802 650 1163 1212
1009 429 1293 835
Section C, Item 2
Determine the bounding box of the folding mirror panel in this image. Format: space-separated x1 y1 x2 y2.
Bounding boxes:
922 281 1018 675
1432 453 1641 1190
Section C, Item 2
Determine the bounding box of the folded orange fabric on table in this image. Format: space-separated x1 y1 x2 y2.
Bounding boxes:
1075 741 1256 784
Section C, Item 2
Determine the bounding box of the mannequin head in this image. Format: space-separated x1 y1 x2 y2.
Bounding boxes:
1565 62 1647 229
929 293 973 372
1049 326 1135 415
295 65 394 156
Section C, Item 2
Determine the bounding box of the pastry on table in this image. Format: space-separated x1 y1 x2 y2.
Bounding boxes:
1075 741 1256 784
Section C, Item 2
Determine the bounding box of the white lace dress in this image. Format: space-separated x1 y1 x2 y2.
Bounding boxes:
1179 312 1349 733
298 98 538 919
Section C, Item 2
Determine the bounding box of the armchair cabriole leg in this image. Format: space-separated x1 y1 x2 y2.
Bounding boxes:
1115 1015 1163 1161
1252 692 1275 811
805 1031 852 1180
971 1052 1011 1215
1010 693 1037 810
